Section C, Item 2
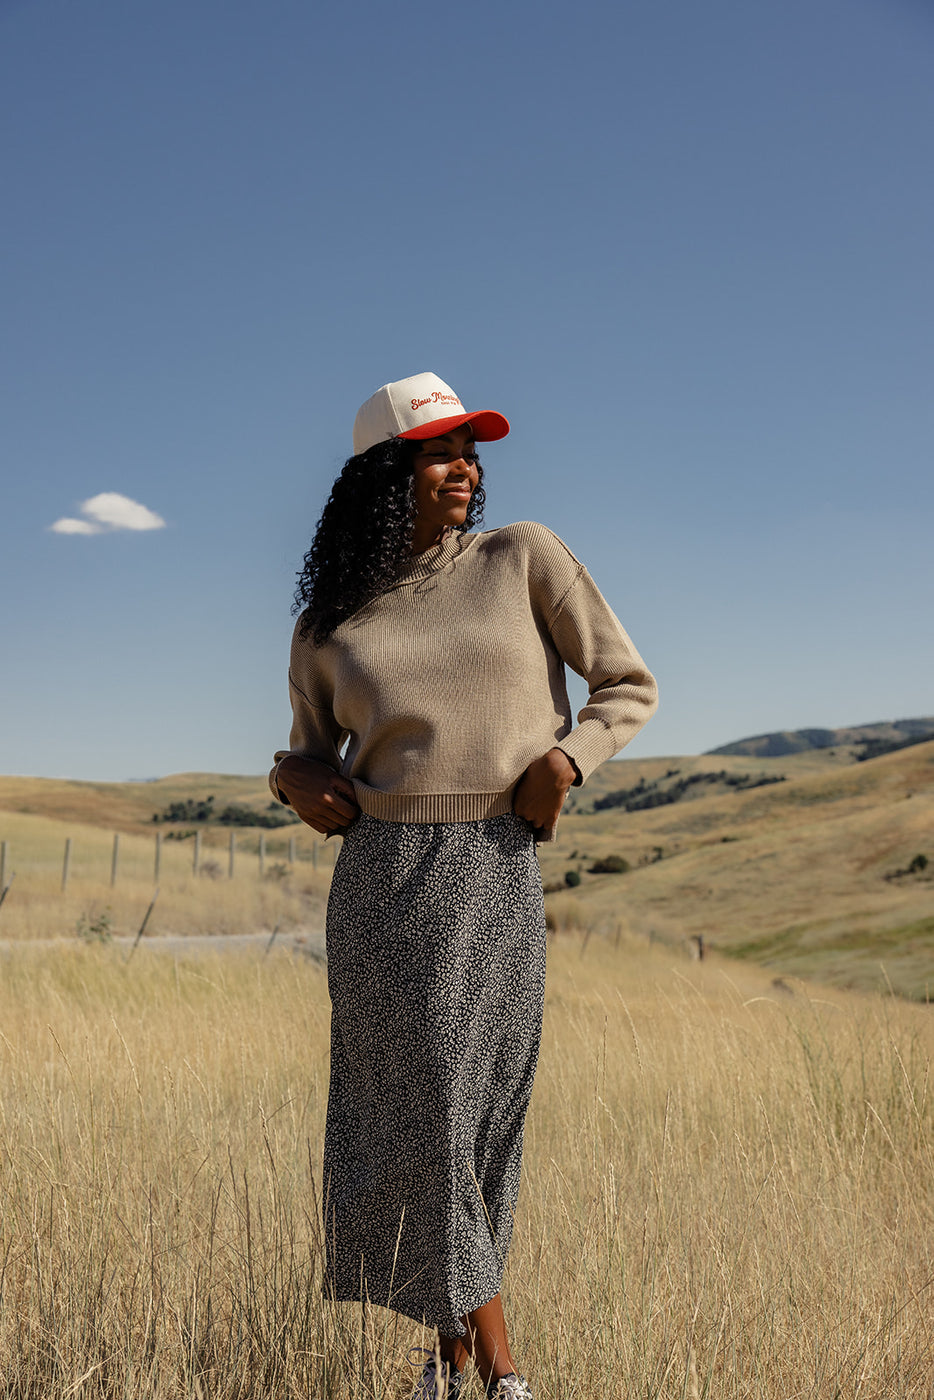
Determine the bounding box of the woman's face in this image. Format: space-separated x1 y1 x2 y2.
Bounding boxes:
410 424 480 552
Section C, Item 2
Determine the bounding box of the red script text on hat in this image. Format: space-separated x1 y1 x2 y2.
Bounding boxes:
410 392 462 411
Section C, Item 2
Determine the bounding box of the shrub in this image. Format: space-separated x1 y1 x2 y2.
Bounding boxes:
153 796 299 828
886 853 930 881
216 803 299 829
564 869 582 888
76 908 113 943
594 769 786 812
589 854 630 875
153 797 215 823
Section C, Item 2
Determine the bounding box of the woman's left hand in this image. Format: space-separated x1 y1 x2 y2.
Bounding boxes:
513 748 578 832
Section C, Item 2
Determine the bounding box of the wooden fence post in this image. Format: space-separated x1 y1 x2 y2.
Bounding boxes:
312 842 318 870
61 838 72 892
0 841 6 890
228 830 235 879
111 833 120 887
288 835 295 865
154 831 162 883
258 832 266 877
193 829 202 876
128 888 160 960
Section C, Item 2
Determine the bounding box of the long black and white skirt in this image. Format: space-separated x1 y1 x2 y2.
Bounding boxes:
322 811 546 1337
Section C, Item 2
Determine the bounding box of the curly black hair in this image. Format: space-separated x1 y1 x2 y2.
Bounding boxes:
294 436 486 645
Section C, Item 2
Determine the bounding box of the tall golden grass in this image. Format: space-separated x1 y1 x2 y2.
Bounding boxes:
1 932 932 1398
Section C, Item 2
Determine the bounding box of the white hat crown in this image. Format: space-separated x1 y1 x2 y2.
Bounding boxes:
352 372 509 456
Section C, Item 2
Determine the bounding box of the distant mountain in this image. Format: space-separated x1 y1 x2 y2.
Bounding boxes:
707 717 934 759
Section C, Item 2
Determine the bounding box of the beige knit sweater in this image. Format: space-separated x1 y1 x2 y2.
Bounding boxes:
270 521 657 837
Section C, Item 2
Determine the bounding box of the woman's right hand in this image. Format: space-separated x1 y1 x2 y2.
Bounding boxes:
274 755 361 835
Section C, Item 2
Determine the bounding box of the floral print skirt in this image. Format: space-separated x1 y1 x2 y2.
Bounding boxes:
323 812 546 1336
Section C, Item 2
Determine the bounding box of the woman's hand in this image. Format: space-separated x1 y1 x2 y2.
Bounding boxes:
513 748 577 833
274 755 361 835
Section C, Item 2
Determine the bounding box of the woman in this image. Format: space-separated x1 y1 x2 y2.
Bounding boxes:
271 373 658 1400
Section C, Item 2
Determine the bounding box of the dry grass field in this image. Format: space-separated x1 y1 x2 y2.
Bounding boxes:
0 777 333 948
1 935 933 1398
0 750 932 1396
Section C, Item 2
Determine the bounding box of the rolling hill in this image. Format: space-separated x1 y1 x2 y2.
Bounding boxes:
1 727 932 997
538 737 934 999
707 715 934 758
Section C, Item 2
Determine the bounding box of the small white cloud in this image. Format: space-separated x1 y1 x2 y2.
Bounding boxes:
49 491 166 535
51 517 104 535
82 492 166 531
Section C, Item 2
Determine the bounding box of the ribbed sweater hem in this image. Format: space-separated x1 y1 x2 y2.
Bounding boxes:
352 784 515 825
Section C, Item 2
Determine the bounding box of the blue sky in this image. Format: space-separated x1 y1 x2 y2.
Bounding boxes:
1 0 931 780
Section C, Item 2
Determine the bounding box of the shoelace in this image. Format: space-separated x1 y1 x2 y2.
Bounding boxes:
487 1374 533 1400
407 1347 462 1400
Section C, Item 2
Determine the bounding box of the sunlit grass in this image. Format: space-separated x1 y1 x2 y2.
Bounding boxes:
1 933 932 1397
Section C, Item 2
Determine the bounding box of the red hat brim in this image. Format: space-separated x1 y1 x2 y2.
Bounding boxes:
398 409 510 443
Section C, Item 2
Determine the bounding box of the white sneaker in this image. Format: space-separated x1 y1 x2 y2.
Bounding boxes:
486 1375 534 1400
408 1348 464 1400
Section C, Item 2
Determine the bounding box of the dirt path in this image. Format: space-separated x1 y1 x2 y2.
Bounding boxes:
0 928 327 960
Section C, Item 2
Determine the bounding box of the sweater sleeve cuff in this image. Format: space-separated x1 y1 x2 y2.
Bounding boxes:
268 754 292 805
557 719 619 785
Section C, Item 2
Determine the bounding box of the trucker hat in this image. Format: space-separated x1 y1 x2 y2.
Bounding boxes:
352 372 510 457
